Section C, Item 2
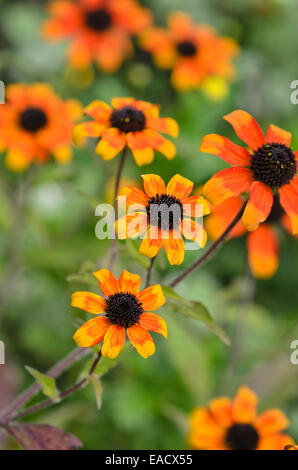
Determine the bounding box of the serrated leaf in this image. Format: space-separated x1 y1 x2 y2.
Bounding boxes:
25 366 60 401
88 375 103 409
126 239 150 269
4 423 82 450
163 286 230 345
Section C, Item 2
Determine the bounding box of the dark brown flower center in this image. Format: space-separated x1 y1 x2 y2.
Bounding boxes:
177 40 197 57
105 292 143 328
85 8 111 32
146 193 183 231
19 107 48 133
251 143 296 188
110 106 146 133
226 423 259 450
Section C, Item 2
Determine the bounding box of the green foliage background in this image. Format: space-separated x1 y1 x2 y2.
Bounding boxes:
0 0 298 449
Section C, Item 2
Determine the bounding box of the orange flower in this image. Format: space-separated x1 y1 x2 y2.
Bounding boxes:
0 83 81 172
72 269 166 359
117 174 210 265
205 195 297 279
201 110 298 234
189 386 294 450
73 97 178 165
42 0 152 72
139 11 239 92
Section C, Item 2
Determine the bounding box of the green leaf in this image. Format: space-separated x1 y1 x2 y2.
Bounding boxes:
25 366 60 401
126 239 150 269
88 375 103 410
162 286 230 345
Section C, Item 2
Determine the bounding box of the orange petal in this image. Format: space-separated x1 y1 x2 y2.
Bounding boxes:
71 291 107 314
139 227 163 258
146 117 179 137
118 185 148 209
182 195 211 217
189 407 225 450
73 316 111 348
96 128 126 161
142 129 176 160
102 324 126 359
209 397 233 428
182 218 207 248
139 312 167 338
279 184 298 234
137 284 165 311
255 409 289 436
84 100 111 123
126 131 154 165
166 174 193 199
265 124 291 146
258 433 294 450
127 323 155 358
224 110 264 151
116 212 148 239
247 225 279 279
141 174 166 197
163 237 185 265
118 270 141 295
111 97 135 109
200 134 251 167
242 181 273 231
93 269 119 297
232 386 258 423
73 121 106 145
202 167 254 205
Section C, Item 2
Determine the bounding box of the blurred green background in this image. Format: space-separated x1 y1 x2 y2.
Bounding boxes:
0 0 298 450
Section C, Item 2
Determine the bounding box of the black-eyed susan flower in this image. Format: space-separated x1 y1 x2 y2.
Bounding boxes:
73 98 178 165
201 110 298 234
42 0 152 72
72 269 166 359
0 83 81 171
189 386 294 450
205 195 297 279
139 11 238 93
117 174 210 265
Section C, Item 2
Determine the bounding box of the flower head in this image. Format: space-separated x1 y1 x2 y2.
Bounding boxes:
117 174 210 265
73 97 178 165
139 12 239 92
0 83 81 171
72 269 166 359
205 194 297 279
189 386 293 450
201 110 298 234
42 0 152 72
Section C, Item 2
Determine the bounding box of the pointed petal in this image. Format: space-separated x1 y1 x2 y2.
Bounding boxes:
265 124 291 146
167 174 193 199
189 407 225 450
139 227 163 258
202 167 254 205
163 237 185 265
102 324 126 359
146 117 179 137
224 110 265 151
247 225 279 279
139 312 167 338
96 128 126 161
182 218 207 248
232 386 258 423
255 409 289 436
242 181 273 231
209 397 233 428
279 184 298 234
182 195 211 217
83 100 111 123
73 316 111 347
118 185 148 208
127 324 155 358
73 121 106 145
126 131 154 166
142 129 176 160
118 270 141 295
93 269 119 296
111 97 135 109
141 174 166 197
258 434 294 450
137 284 165 311
200 134 251 166
71 291 106 314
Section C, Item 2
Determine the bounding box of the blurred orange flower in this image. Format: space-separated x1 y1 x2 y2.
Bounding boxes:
0 83 81 171
201 110 298 234
139 11 239 92
189 386 294 450
42 0 152 72
73 97 178 165
205 195 297 279
72 269 166 359
117 174 210 265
